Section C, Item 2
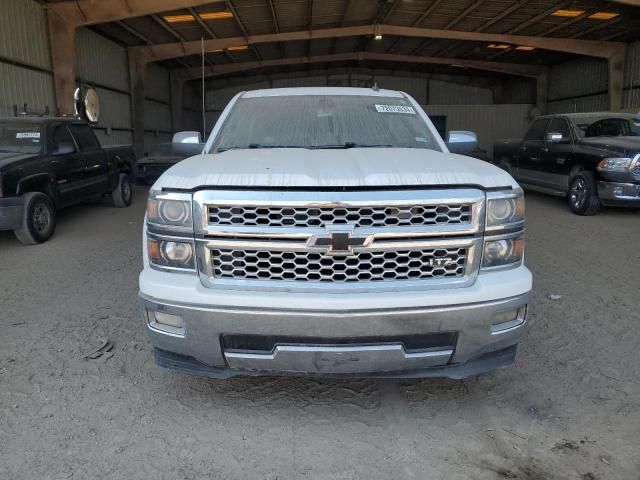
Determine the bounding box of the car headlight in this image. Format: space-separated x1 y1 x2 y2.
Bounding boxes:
597 157 632 171
482 235 524 269
147 236 195 271
486 189 525 230
147 191 193 230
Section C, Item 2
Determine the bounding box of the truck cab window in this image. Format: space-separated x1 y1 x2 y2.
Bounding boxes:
70 124 99 151
548 118 571 141
524 118 550 141
51 125 75 151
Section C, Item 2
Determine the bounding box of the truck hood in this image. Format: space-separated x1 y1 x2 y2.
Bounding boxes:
153 148 518 191
580 137 640 157
0 152 37 169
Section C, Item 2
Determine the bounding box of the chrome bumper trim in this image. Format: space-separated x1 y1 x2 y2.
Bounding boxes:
224 344 454 374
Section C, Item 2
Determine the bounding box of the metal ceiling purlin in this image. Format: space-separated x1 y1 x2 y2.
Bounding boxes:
132 24 625 63
386 0 444 54
186 52 548 79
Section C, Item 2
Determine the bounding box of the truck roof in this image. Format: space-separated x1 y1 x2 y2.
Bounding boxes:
541 112 635 120
0 116 84 124
241 86 405 98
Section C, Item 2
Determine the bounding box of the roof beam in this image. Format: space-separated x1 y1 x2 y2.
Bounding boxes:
432 0 527 58
133 24 625 64
47 0 223 27
386 0 443 54
185 51 548 80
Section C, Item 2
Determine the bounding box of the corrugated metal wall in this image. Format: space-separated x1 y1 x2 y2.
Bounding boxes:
0 0 51 70
624 42 640 110
425 104 533 156
0 0 54 116
0 64 55 117
547 43 640 113
75 28 129 92
429 80 493 105
75 28 134 146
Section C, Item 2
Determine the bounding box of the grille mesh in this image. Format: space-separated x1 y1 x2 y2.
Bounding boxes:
211 248 468 283
208 205 472 228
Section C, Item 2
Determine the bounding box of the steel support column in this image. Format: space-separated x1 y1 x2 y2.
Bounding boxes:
608 47 626 111
128 50 147 159
48 10 76 116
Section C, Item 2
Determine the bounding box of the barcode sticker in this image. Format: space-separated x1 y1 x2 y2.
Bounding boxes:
375 104 416 114
16 132 40 139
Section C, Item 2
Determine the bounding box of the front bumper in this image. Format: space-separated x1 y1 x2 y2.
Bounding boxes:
597 181 640 206
0 197 23 231
139 267 531 378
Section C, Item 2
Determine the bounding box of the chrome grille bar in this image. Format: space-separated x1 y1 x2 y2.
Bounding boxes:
192 189 486 291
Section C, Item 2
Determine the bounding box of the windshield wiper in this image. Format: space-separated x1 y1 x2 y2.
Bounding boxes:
307 142 393 149
217 144 301 152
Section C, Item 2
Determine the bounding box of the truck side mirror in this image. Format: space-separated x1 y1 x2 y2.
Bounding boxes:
446 130 479 154
545 132 564 143
52 141 76 156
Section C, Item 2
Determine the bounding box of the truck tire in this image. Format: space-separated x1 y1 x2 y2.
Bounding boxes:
14 192 56 245
112 173 133 208
568 171 601 216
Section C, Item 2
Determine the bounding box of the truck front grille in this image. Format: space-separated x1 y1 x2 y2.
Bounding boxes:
211 247 468 283
194 189 484 290
208 204 472 228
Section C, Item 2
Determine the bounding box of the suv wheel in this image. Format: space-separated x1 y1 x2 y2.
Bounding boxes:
112 173 133 208
568 171 601 216
14 192 56 245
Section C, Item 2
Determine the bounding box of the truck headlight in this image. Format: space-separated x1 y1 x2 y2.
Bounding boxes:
147 236 195 270
482 235 524 269
147 191 193 230
486 189 525 230
597 157 632 171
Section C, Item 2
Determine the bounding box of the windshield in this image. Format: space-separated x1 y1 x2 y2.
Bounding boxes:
211 95 441 153
573 115 640 138
0 121 42 154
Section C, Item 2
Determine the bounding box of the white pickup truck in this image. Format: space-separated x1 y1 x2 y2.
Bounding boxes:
139 87 532 379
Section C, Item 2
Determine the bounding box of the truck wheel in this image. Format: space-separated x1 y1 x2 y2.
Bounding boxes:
14 192 56 245
568 171 601 216
112 173 133 208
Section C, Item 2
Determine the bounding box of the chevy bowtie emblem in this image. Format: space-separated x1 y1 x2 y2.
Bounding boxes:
307 226 372 255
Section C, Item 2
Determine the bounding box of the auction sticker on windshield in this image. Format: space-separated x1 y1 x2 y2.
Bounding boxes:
375 104 416 114
16 132 41 139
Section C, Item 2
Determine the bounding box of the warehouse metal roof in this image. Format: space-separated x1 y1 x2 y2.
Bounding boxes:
40 0 640 80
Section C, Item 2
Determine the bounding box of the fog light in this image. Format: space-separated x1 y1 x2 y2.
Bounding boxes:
491 307 526 334
148 310 185 335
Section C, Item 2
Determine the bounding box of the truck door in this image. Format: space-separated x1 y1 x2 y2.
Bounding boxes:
49 123 85 206
69 123 109 197
540 117 574 192
516 117 551 186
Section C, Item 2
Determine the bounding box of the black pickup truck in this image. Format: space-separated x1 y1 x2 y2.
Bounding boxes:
0 117 136 244
493 113 640 215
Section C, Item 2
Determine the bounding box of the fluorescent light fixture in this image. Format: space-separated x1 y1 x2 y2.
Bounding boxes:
551 9 585 17
163 14 195 23
515 46 535 51
374 34 383 40
227 45 249 51
487 43 510 49
163 11 233 23
200 11 234 20
588 12 620 20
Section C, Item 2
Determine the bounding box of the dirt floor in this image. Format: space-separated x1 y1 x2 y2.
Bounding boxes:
0 187 638 480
